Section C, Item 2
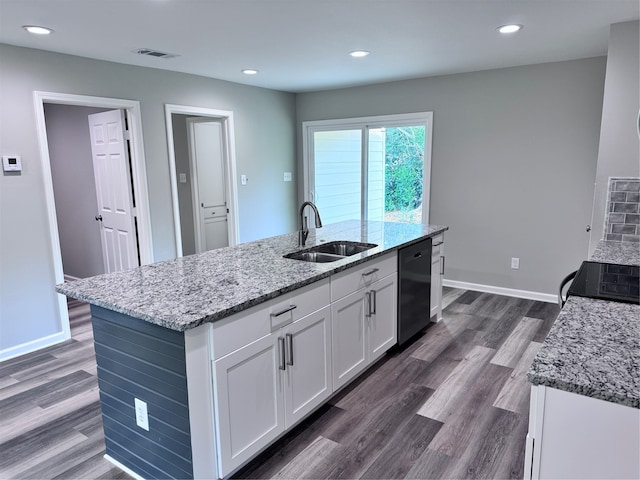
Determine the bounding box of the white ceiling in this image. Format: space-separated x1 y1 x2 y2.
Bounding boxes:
0 0 638 93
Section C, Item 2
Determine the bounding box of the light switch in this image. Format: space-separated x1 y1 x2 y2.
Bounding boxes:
284 172 292 182
2 155 22 172
241 174 248 185
179 173 187 184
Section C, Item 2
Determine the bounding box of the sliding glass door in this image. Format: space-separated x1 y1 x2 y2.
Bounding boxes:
305 113 432 226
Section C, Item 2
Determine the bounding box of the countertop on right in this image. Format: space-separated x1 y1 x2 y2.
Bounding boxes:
527 240 639 409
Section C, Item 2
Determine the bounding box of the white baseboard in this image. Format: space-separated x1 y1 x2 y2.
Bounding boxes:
443 279 557 304
0 330 69 362
104 455 146 480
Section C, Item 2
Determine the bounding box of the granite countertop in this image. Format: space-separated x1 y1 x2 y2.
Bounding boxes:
57 220 447 332
528 240 640 409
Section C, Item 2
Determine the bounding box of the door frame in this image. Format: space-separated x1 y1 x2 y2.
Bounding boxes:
165 104 240 256
302 111 433 224
34 91 154 341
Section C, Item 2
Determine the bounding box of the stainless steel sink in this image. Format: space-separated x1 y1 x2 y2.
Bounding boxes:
284 241 377 263
284 251 345 263
313 241 378 257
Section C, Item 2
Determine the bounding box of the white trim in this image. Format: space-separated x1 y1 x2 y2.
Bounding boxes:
442 279 557 304
64 274 80 282
0 331 67 362
185 324 219 480
103 455 146 480
33 91 154 358
302 112 433 223
164 104 240 256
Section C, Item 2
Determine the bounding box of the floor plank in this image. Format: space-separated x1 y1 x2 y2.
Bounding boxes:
0 289 560 480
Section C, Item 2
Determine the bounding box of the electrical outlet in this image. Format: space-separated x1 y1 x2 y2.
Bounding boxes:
284 172 292 182
179 173 187 184
134 398 149 431
511 257 520 270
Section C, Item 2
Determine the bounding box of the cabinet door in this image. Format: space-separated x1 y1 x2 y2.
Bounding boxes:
284 305 332 427
368 274 397 360
331 290 367 390
213 334 284 476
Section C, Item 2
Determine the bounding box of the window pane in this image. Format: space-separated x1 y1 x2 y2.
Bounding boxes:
371 125 425 224
313 130 362 224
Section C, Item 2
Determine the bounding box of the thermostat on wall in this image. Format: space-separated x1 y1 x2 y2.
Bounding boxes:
3 156 22 172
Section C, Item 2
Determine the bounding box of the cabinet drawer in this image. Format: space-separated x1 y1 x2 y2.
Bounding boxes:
269 278 330 330
212 278 330 359
212 304 272 360
331 252 397 301
431 234 444 258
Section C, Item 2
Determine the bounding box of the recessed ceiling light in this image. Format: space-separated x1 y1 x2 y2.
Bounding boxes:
497 24 523 34
22 25 54 35
242 69 258 75
349 50 370 58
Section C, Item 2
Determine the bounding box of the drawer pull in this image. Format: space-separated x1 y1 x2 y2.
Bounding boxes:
278 337 286 370
433 241 443 247
271 304 297 317
441 256 445 275
362 268 379 277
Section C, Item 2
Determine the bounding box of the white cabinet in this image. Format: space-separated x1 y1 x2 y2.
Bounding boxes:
331 252 397 391
368 274 397 359
213 334 284 474
282 305 332 427
430 233 445 321
331 290 367 389
525 385 640 480
212 281 331 477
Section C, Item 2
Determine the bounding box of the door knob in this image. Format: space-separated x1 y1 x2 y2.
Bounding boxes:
95 215 103 222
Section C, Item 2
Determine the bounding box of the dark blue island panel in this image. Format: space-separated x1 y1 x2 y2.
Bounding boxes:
91 306 194 479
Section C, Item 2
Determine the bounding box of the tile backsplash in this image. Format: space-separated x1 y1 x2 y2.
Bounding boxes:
605 177 640 243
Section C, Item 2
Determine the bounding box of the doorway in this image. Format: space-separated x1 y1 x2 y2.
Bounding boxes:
165 105 239 256
34 92 153 341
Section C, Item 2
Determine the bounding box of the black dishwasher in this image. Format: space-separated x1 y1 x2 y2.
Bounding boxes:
397 237 432 346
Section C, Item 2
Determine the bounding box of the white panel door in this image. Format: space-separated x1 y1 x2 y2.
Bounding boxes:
188 118 229 252
284 305 332 427
213 334 284 477
88 110 139 273
331 290 367 390
368 274 398 360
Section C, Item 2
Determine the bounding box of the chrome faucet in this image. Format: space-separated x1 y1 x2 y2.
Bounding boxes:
299 201 323 246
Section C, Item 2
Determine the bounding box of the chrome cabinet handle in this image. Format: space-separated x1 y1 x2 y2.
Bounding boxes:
441 256 445 275
271 304 297 317
372 290 377 315
285 333 294 366
362 268 379 277
433 241 443 246
278 337 286 370
365 292 372 317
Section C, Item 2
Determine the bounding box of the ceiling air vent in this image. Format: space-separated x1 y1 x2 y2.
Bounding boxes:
134 48 179 59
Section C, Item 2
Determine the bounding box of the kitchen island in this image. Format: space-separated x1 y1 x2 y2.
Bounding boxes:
57 220 447 480
524 240 639 479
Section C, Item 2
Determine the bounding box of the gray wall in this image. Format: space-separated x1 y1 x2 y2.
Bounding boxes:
171 114 197 256
45 104 110 279
590 21 640 251
0 44 296 354
297 57 607 295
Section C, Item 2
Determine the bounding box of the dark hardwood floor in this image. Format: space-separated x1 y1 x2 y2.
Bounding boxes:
0 289 559 480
